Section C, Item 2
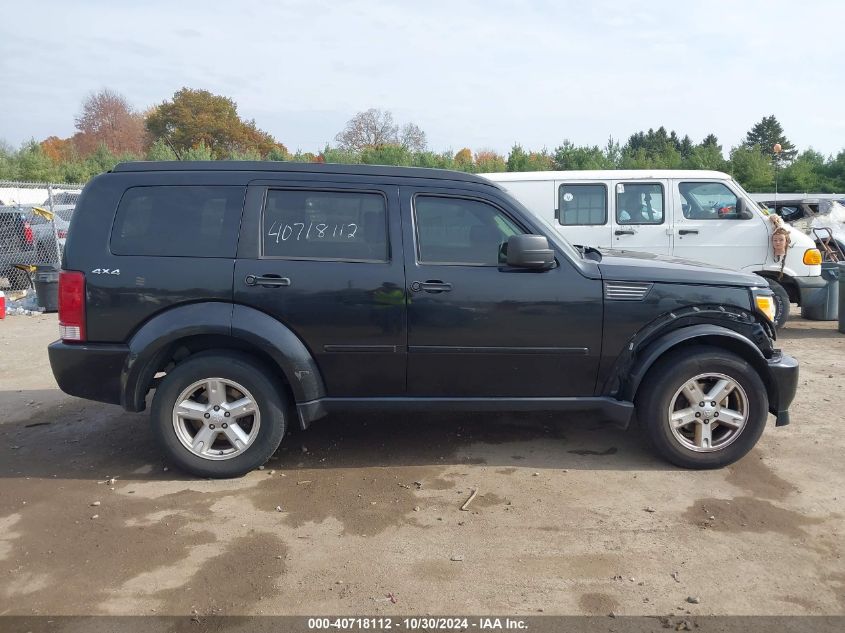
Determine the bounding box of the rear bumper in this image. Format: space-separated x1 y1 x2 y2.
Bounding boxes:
793 274 828 306
767 350 799 426
48 340 128 406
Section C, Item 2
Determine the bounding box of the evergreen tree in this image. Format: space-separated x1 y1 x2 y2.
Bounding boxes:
742 115 797 161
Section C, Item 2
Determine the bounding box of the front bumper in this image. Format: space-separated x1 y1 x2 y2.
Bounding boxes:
794 274 828 307
767 350 799 426
48 340 129 406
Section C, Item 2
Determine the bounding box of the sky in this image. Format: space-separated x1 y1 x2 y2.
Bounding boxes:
1 0 844 156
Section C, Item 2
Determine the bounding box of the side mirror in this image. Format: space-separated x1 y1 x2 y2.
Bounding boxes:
506 234 555 269
736 198 753 220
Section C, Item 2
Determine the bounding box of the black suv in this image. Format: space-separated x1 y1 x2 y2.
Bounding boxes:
48 162 798 477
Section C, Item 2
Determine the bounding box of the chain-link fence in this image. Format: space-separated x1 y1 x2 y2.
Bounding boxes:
0 181 84 291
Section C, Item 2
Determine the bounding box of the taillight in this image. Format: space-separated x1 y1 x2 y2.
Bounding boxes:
24 221 33 245
59 270 86 342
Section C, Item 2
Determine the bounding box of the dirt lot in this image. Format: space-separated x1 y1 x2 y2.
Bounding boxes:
0 312 843 617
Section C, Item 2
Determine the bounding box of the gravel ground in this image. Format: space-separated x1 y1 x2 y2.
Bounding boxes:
0 312 843 616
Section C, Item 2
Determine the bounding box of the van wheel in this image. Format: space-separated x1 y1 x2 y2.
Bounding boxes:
150 351 287 478
766 279 790 329
637 346 768 469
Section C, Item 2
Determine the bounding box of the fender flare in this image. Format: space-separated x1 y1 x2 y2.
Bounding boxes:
620 323 770 404
120 302 326 413
230 304 326 404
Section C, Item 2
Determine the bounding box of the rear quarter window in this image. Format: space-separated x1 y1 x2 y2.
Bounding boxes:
110 186 245 257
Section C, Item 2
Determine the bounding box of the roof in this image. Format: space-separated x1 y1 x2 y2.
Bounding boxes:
481 169 732 182
112 161 497 186
749 192 845 202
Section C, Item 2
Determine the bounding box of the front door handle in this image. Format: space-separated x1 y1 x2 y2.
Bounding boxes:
614 229 635 236
678 229 699 235
245 274 291 288
411 280 452 293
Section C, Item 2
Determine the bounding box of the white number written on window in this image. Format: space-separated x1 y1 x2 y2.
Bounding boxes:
266 222 358 243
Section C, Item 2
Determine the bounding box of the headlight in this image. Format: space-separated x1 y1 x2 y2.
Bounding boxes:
755 293 776 323
803 249 822 265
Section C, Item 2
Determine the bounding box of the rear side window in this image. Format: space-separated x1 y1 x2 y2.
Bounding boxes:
111 186 244 257
262 190 388 261
558 184 607 225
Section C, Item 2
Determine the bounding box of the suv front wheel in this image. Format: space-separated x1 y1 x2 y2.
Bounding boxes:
150 351 287 478
637 345 768 469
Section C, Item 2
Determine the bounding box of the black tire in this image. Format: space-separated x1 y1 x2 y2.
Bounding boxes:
636 345 768 469
150 351 287 478
766 278 790 329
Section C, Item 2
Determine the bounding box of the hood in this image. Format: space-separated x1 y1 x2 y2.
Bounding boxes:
595 248 762 287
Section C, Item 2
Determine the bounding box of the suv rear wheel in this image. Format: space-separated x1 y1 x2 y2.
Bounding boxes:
150 351 287 478
637 346 768 469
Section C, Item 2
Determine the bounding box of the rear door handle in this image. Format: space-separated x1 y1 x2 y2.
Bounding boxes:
614 229 635 236
411 280 452 293
245 274 291 287
678 229 699 235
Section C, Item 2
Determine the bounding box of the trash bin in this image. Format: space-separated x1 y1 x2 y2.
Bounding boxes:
33 265 59 313
839 262 845 333
801 262 840 321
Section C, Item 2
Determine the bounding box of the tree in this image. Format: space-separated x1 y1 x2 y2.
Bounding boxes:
399 123 427 152
474 150 507 173
742 115 797 161
779 149 829 192
506 144 554 171
146 88 283 159
40 136 76 163
622 127 682 168
74 89 146 156
335 108 398 151
553 140 615 170
729 146 774 191
360 144 412 166
334 109 427 152
454 147 473 169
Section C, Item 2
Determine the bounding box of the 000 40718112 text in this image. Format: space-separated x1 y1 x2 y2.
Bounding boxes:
267 222 359 242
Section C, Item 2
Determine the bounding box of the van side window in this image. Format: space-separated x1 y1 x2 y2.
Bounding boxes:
262 190 388 262
111 186 244 257
558 184 607 226
616 183 664 225
679 182 744 220
414 195 523 265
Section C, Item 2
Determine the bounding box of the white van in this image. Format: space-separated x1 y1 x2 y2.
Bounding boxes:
481 170 824 327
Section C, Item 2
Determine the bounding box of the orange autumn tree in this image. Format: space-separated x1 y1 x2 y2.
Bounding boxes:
146 88 283 159
73 89 147 156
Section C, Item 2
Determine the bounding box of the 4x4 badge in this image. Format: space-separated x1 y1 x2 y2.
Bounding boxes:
91 268 120 275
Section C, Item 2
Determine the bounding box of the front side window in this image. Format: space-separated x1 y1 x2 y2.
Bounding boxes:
111 186 244 257
558 184 607 226
262 190 388 261
679 182 743 220
616 183 664 225
415 195 523 265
